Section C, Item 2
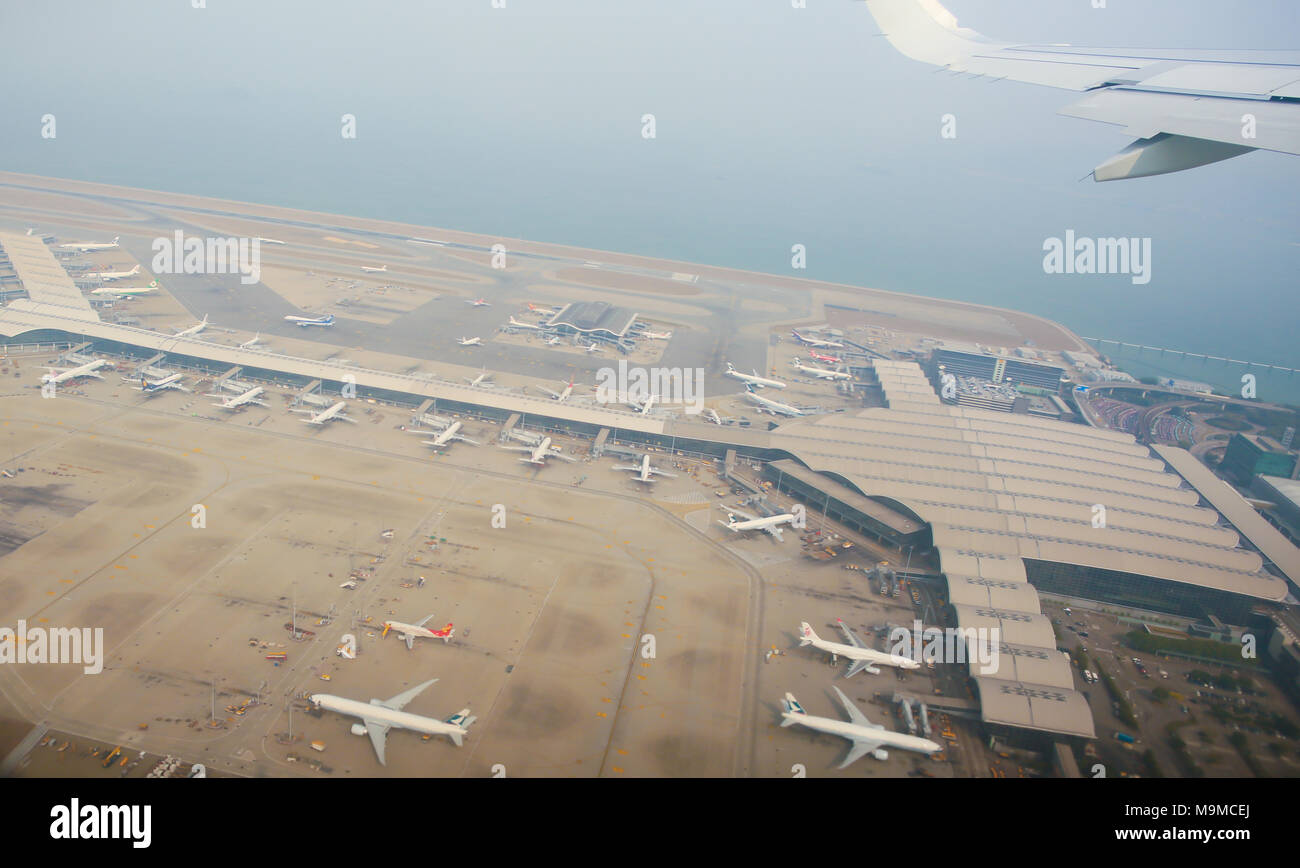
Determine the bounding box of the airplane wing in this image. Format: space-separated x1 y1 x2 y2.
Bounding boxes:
844 659 880 678
840 738 885 769
831 686 880 729
363 720 391 766
415 614 436 628
404 634 414 650
550 453 579 463
611 465 639 473
454 435 481 446
836 618 866 649
377 677 439 712
863 0 1300 180
763 525 785 542
726 505 760 522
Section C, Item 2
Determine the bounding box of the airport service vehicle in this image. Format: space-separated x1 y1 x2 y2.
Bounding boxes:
862 0 1300 181
381 614 455 649
309 678 475 766
799 620 921 677
780 686 942 767
724 363 786 390
284 314 335 328
612 454 678 485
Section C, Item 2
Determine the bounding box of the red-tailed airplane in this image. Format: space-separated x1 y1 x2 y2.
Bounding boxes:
381 614 455 650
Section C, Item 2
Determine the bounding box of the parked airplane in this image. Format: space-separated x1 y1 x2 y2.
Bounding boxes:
799 620 921 677
613 454 678 485
238 333 262 349
718 505 797 541
545 336 563 346
642 330 673 340
502 436 578 466
173 315 208 338
360 264 388 273
84 264 140 281
527 303 558 315
780 686 941 767
809 350 843 364
465 298 491 307
790 330 844 350
791 358 852 381
457 337 482 347
863 0 1300 181
724 363 786 390
381 614 455 649
627 393 658 415
309 678 475 766
507 316 544 331
210 385 268 410
91 280 158 297
58 235 119 251
133 373 190 395
745 387 806 417
420 420 480 449
584 343 601 354
292 401 357 425
539 377 577 402
284 314 335 328
703 408 724 425
464 369 492 387
42 358 109 385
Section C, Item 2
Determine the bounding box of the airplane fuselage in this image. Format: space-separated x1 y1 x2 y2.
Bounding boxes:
781 710 941 757
310 693 466 741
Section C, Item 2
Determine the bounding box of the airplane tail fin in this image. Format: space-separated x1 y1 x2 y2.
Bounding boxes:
781 693 805 723
799 621 818 646
445 708 476 745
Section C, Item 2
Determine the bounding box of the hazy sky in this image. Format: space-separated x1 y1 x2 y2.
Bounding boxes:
1 0 1296 377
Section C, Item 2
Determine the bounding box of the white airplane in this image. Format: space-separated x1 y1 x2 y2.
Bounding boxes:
799 620 921 677
545 336 562 346
527 303 557 316
539 377 577 402
465 298 491 307
284 314 335 328
718 505 797 541
360 264 388 273
703 408 724 425
627 393 658 415
642 330 673 341
612 454 678 485
507 316 544 331
84 264 140 281
745 387 806 417
457 337 482 347
420 420 480 449
381 614 455 649
309 678 475 766
173 314 208 338
239 333 262 349
584 343 601 354
502 436 578 466
863 0 1300 181
292 401 357 425
464 369 492 387
255 237 286 245
210 385 268 410
132 373 190 395
724 363 786 390
41 358 109 385
790 330 844 350
90 280 158 296
791 357 851 381
58 235 119 251
780 686 941 767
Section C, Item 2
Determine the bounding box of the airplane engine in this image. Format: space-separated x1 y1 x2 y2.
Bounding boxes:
865 665 881 675
872 749 889 761
350 724 368 737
